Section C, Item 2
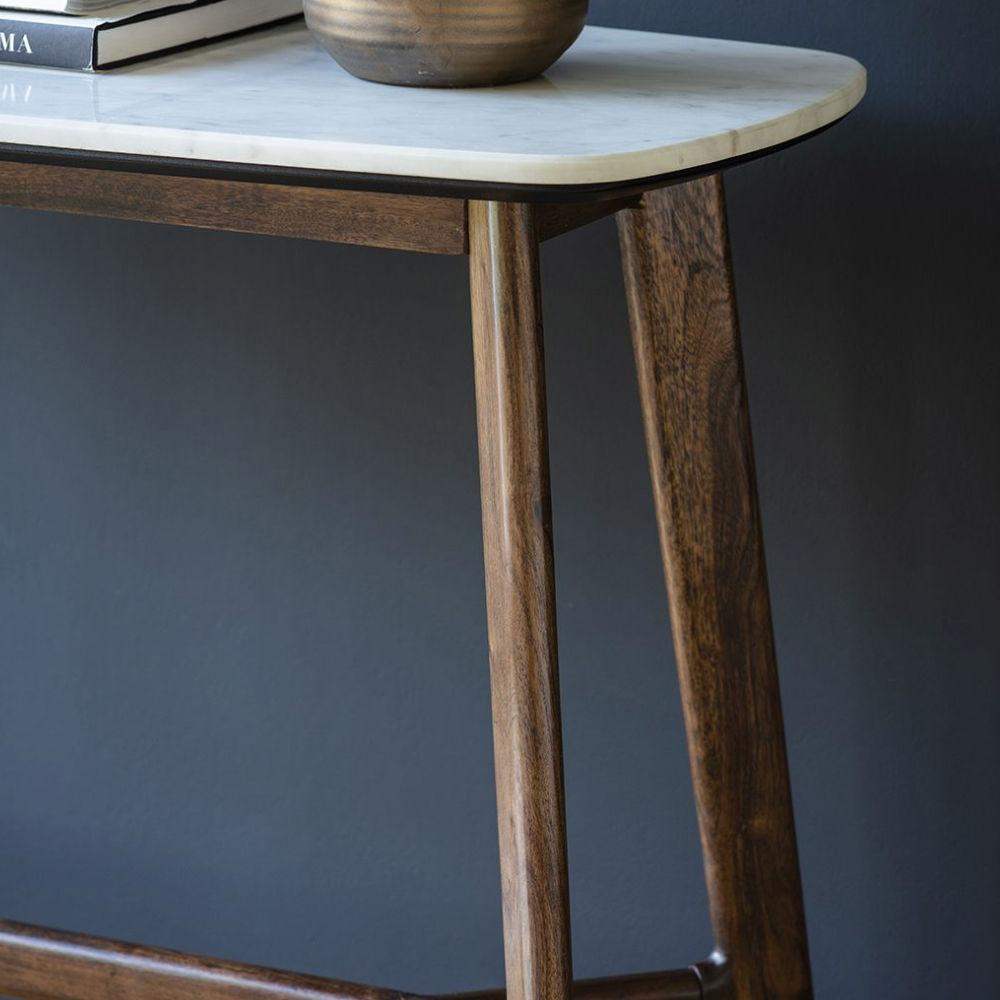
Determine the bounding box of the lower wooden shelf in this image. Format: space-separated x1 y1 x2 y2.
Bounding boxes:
0 920 706 1000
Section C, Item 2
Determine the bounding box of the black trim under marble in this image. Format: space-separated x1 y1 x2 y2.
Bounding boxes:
0 114 850 204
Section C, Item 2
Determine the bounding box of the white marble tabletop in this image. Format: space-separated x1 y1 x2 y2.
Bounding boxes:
0 22 866 187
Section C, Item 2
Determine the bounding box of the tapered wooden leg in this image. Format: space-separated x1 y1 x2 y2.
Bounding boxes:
469 201 573 1000
617 176 813 1000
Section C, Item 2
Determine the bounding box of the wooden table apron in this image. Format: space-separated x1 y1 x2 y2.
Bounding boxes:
0 150 815 1000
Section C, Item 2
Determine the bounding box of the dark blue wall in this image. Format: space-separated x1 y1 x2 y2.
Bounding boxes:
2 3 998 997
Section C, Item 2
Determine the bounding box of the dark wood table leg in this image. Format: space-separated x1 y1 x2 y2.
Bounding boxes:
617 175 813 1000
469 201 574 1000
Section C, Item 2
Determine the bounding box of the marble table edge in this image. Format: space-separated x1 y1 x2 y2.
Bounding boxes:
0 48 868 189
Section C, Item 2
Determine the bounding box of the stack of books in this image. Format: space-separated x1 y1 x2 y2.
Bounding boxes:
0 0 302 71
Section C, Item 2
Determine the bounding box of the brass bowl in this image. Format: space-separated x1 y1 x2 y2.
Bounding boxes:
303 0 589 88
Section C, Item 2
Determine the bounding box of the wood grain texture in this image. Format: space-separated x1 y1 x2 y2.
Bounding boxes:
469 201 573 1000
303 0 588 87
0 161 468 254
0 920 419 1000
617 176 813 1000
535 197 640 243
0 920 703 1000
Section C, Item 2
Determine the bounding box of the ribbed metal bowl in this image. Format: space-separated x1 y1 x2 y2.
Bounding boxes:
303 0 589 88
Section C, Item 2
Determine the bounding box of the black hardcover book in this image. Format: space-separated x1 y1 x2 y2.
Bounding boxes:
0 0 302 71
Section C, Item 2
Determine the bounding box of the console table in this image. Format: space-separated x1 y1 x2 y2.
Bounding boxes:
0 22 866 1000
